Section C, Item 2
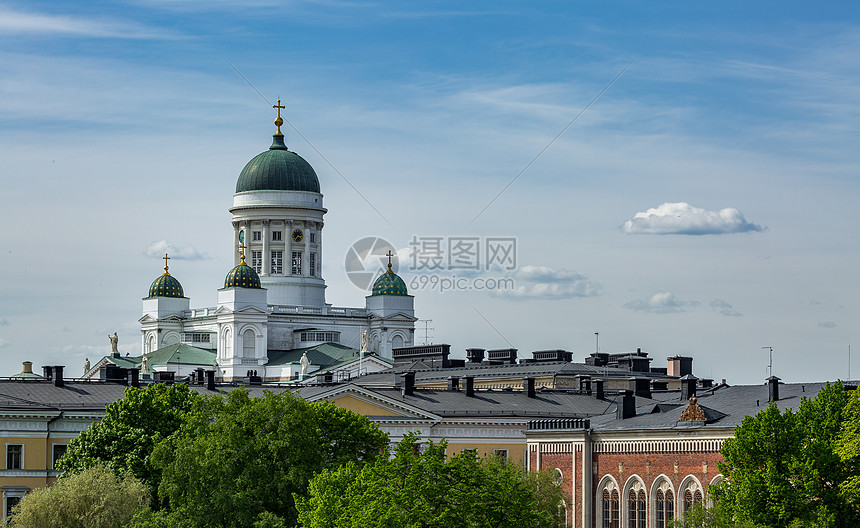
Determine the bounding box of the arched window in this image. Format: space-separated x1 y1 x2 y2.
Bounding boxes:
684 489 702 512
224 328 232 358
147 335 156 354
628 489 645 528
603 489 620 528
243 329 255 358
391 334 404 349
657 489 675 528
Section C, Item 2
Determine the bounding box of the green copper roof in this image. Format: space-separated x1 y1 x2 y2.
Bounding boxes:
101 344 216 369
371 270 409 296
224 263 262 289
236 135 320 193
149 273 184 298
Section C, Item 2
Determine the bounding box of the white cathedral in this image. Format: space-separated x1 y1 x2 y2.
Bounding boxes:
89 110 416 382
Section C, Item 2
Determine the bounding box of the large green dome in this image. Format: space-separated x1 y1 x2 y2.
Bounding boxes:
149 272 184 298
236 135 320 193
224 262 262 289
371 269 408 296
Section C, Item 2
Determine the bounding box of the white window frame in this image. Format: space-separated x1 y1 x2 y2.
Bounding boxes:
5 443 23 470
291 251 302 275
271 250 283 274
309 252 316 277
52 444 67 469
251 250 262 273
252 231 261 241
272 231 282 241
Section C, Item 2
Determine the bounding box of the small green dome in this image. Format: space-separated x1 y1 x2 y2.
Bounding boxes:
236 135 320 193
149 273 184 298
225 262 262 289
371 270 408 296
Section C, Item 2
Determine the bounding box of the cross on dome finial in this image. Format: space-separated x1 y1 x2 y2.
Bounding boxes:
273 99 285 135
238 242 247 265
385 250 394 273
162 253 171 275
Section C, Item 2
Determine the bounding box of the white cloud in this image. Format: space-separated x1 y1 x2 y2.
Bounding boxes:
493 265 601 300
143 240 210 261
621 202 764 235
0 6 177 39
710 299 743 317
624 291 700 314
818 321 837 328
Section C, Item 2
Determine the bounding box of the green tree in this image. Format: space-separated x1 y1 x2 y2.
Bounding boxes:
56 383 200 493
836 387 860 508
717 382 856 527
151 389 388 528
7 465 149 528
295 434 564 528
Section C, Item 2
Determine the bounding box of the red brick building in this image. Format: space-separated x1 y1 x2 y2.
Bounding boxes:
526 377 828 528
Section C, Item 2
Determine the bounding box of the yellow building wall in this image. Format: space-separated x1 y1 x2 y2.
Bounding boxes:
330 394 400 417
443 441 526 465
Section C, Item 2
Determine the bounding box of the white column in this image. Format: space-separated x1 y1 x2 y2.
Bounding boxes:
262 220 270 275
232 221 241 266
285 220 292 275
316 222 323 279
303 221 310 277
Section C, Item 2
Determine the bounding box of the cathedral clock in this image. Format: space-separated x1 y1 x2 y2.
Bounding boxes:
291 228 304 243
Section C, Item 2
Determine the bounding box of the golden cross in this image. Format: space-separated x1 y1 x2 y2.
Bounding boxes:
273 99 285 134
162 253 170 274
385 250 394 271
238 242 247 264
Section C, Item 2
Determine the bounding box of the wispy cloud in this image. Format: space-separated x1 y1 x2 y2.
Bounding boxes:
624 291 700 314
622 202 764 235
0 6 178 39
710 299 742 317
0 338 9 350
144 240 210 261
0 317 9 327
493 265 601 300
818 321 837 329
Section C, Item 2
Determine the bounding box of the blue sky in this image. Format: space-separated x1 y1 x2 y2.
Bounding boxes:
1 1 857 384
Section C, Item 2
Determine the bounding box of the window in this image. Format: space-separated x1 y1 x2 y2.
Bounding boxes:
309 252 316 277
6 444 22 469
223 328 232 358
52 444 67 469
656 489 675 528
272 231 282 241
251 250 262 273
271 250 283 274
493 449 508 459
310 232 316 243
291 251 302 275
5 495 21 521
299 331 340 343
684 489 701 512
243 329 255 359
602 489 619 528
182 333 210 343
252 231 261 241
628 489 645 528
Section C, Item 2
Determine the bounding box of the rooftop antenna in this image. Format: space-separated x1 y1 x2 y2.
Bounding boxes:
418 320 434 345
762 346 773 377
849 345 852 381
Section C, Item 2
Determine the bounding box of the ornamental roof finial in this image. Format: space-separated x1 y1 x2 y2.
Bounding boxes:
273 99 285 135
385 250 394 273
162 253 171 275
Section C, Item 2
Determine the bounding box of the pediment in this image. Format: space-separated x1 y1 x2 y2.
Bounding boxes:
306 385 440 420
214 305 267 315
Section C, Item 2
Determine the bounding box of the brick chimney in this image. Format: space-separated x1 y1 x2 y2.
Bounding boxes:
616 390 636 419
447 376 460 391
767 375 780 402
680 374 698 401
401 371 415 396
463 376 475 397
52 365 64 388
593 379 605 400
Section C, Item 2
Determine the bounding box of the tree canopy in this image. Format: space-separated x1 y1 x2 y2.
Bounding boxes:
8 464 149 528
56 383 200 493
151 389 389 528
295 434 565 528
717 382 858 527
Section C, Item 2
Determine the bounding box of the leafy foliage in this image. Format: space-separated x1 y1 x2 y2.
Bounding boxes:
56 383 200 493
7 464 149 528
295 433 564 528
151 389 388 528
717 382 857 527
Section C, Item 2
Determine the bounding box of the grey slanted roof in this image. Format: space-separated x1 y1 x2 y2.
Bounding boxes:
589 381 834 431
